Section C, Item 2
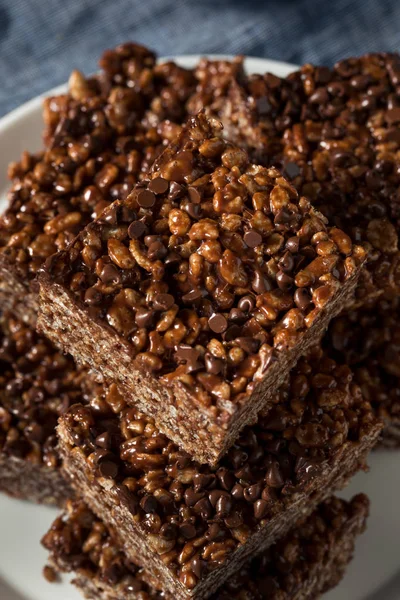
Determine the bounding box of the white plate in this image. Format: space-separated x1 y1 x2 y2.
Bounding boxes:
0 55 399 600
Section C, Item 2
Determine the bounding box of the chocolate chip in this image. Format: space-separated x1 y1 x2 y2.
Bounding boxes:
193 473 216 491
184 488 205 507
228 308 246 322
137 190 156 208
148 177 169 195
231 483 244 500
182 288 202 303
204 353 224 374
168 181 184 200
160 523 178 540
243 482 262 502
174 344 200 366
95 431 112 449
238 295 255 313
216 467 235 491
265 461 284 488
185 202 202 219
135 308 154 328
286 236 300 253
193 497 213 520
99 263 121 285
252 270 272 294
103 204 118 224
180 522 197 539
294 288 312 311
147 241 167 260
128 221 146 239
278 251 294 272
208 313 228 333
235 337 259 354
244 230 262 248
153 293 174 311
254 499 269 520
188 187 201 204
140 495 158 513
98 459 118 479
276 271 294 291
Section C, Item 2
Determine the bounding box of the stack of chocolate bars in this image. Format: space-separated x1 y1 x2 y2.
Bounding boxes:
1 42 399 599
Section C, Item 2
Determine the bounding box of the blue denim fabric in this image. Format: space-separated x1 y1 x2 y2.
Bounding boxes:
0 0 399 116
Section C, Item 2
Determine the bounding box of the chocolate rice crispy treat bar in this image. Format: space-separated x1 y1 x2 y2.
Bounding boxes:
0 313 89 505
56 344 381 599
42 493 370 600
219 53 400 309
0 42 195 326
39 113 366 465
328 298 400 447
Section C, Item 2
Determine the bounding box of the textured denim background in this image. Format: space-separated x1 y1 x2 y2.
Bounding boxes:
0 0 399 116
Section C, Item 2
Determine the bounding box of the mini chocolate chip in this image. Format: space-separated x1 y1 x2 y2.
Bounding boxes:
104 204 118 224
148 177 169 195
204 353 224 374
206 523 224 541
160 523 178 540
180 522 197 539
223 325 242 342
216 467 235 491
153 293 174 311
98 460 118 479
185 202 202 219
224 511 243 528
228 308 246 322
147 241 167 260
265 461 284 488
243 482 262 502
184 488 205 507
193 473 216 491
168 181 184 200
144 235 159 247
215 493 233 517
100 264 121 285
278 251 294 272
165 251 181 264
252 270 272 294
182 288 202 303
84 287 102 305
208 313 228 333
235 337 260 354
128 221 146 239
294 288 312 311
95 431 111 449
231 483 244 500
193 497 213 520
238 295 255 313
274 208 291 225
135 308 154 328
188 187 201 204
286 236 300 253
244 230 262 248
137 190 156 208
174 344 200 363
254 499 269 520
140 495 158 513
276 271 294 291
190 555 203 579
